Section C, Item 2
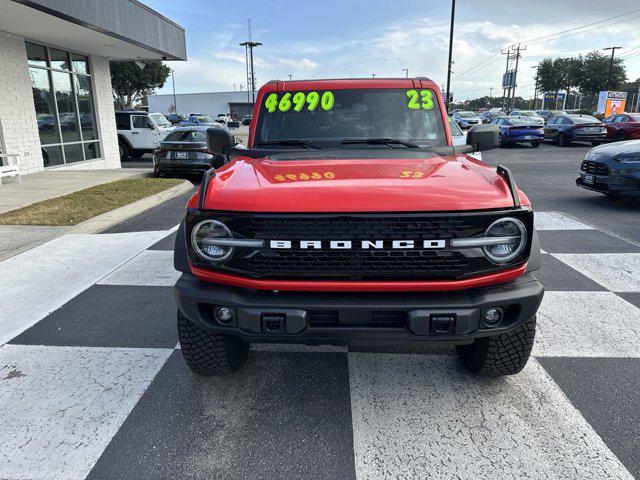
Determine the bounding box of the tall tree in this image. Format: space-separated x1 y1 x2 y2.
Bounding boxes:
578 51 627 96
110 60 171 109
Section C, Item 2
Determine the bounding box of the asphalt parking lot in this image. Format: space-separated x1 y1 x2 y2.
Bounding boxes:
2 142 640 479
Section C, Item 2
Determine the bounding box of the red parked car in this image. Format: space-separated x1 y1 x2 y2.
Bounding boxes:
173 78 544 378
603 113 640 141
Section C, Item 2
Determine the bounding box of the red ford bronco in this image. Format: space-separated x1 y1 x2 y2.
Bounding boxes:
173 78 543 376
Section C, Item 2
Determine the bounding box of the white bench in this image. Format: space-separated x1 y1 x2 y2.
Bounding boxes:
0 153 21 186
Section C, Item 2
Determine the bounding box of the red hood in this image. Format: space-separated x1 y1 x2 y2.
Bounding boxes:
197 154 529 212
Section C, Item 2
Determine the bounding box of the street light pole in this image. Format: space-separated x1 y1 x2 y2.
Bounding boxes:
371 73 376 78
171 69 177 113
445 0 456 110
402 68 408 78
240 41 262 108
603 46 622 90
288 74 292 81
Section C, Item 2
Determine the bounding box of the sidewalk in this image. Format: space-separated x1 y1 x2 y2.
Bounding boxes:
0 169 191 260
0 169 150 214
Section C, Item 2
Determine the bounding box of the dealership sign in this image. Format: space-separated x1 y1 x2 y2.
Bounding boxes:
597 91 627 116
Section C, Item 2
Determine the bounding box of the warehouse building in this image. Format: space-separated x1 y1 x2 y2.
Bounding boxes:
148 91 254 119
0 0 186 174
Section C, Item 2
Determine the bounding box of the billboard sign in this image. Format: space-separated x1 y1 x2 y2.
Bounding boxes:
597 91 627 116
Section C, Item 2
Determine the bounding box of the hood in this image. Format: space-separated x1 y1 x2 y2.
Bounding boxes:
589 139 640 156
199 154 524 212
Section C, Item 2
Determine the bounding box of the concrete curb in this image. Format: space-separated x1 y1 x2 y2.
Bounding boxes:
71 180 192 234
0 180 192 261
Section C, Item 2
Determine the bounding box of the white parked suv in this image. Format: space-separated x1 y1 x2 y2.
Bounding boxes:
116 111 175 160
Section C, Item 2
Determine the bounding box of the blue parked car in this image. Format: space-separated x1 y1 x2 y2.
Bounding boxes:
543 115 607 147
489 117 544 147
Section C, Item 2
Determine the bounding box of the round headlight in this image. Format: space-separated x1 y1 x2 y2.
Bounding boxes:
483 217 527 264
191 220 234 262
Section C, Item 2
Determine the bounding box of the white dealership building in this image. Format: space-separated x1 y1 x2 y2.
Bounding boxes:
0 0 186 174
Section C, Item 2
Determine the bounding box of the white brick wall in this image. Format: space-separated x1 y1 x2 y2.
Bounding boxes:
0 31 121 173
0 31 44 174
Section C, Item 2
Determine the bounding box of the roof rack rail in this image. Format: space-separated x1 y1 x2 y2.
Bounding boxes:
198 168 216 210
496 165 520 207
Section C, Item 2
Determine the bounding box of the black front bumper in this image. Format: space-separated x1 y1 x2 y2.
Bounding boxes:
576 173 640 196
174 273 544 346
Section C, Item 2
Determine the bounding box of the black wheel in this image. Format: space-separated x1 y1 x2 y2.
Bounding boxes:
591 141 602 146
616 130 626 142
456 317 536 376
557 133 569 147
118 141 131 161
178 310 249 376
531 141 540 148
498 134 509 147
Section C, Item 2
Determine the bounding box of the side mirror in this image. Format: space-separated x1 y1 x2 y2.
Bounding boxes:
466 124 499 152
206 127 235 155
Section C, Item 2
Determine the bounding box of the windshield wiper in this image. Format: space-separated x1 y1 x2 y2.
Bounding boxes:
255 140 323 150
341 138 419 148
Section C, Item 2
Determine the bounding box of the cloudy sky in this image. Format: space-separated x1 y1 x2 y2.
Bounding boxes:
145 0 640 101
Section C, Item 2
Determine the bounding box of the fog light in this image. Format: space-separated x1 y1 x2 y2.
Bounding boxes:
483 308 502 327
215 306 234 325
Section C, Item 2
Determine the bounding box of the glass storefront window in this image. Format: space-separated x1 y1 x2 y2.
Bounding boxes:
26 42 100 166
71 54 89 75
26 42 47 67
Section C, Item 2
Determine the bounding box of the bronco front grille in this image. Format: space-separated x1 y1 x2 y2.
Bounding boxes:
186 210 534 280
581 160 609 176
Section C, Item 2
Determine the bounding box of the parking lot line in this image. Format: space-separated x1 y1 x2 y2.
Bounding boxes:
534 211 594 231
98 250 180 287
552 253 640 292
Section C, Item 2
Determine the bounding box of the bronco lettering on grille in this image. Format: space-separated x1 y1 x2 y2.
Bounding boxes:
268 240 446 250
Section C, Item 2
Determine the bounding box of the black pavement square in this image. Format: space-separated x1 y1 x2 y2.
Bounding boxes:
616 292 640 309
86 350 357 480
538 229 640 254
148 231 177 250
9 285 178 348
532 254 606 291
539 357 640 478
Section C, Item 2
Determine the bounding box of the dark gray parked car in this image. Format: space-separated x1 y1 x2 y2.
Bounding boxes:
577 139 640 197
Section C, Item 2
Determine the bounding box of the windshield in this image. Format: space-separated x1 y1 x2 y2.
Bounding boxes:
519 111 537 117
254 88 447 147
150 113 170 126
164 130 206 142
459 112 475 118
448 117 463 136
193 115 215 123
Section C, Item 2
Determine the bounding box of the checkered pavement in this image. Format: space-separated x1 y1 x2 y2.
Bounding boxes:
1 211 639 480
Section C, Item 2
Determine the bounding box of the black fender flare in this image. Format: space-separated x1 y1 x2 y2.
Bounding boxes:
117 134 134 150
526 229 542 273
174 219 190 273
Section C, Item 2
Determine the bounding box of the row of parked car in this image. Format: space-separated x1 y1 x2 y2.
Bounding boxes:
453 109 640 148
165 113 252 127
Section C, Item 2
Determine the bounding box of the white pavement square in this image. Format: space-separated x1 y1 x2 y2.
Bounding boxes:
534 291 640 358
0 344 172 480
0 231 171 345
98 250 180 287
534 211 594 231
552 253 640 292
348 353 633 480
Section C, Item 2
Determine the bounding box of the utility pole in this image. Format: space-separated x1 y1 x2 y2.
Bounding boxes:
445 0 456 110
531 65 539 110
402 68 409 78
510 44 525 110
501 47 511 111
288 74 292 81
171 69 177 113
636 82 640 112
603 46 622 90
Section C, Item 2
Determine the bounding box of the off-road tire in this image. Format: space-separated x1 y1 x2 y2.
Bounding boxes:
557 133 569 147
177 310 249 376
456 316 536 376
118 141 131 161
531 141 540 148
